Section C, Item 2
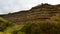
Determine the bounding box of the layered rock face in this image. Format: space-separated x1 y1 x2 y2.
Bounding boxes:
0 3 60 24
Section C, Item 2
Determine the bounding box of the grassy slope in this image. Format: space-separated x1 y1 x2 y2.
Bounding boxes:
0 17 25 34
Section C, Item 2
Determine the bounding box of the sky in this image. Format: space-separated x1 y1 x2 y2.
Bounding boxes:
0 0 60 14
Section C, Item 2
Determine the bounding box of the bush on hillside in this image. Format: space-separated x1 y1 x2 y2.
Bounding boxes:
21 21 60 34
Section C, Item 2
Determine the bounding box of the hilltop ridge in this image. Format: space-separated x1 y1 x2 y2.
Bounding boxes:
0 3 60 24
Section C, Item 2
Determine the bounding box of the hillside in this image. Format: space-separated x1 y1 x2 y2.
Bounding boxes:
0 3 60 24
1 3 60 34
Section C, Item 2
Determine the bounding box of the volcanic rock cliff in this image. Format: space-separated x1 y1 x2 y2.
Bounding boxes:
0 3 60 24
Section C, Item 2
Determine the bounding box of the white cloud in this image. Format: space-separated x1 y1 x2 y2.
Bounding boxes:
0 0 44 14
46 0 60 5
0 0 60 14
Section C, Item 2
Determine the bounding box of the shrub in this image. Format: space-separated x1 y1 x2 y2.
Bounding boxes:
21 21 60 34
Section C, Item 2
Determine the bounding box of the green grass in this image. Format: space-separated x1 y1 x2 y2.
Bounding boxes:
0 17 8 23
0 17 25 34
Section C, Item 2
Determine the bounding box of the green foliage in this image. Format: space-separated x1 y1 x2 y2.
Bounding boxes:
0 17 25 34
21 20 60 34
